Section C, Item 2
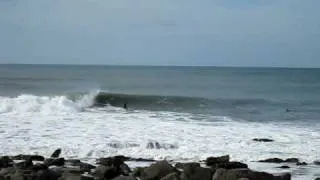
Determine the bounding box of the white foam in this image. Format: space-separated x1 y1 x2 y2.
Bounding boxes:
0 93 319 179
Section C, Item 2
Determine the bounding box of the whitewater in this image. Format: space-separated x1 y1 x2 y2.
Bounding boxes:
0 90 319 179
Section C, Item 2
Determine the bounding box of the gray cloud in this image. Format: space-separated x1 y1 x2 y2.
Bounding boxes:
0 0 319 67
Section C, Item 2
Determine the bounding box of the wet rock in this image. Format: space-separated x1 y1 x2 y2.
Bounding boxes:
212 168 291 180
258 158 284 163
128 158 155 162
119 163 131 176
45 158 65 166
0 167 16 176
180 166 212 180
35 169 60 180
140 160 175 180
175 162 200 170
132 167 145 177
31 163 48 171
284 158 299 163
51 149 62 158
160 172 180 180
277 166 290 169
13 154 45 161
97 156 128 167
213 162 248 169
206 155 230 166
296 162 307 166
314 161 320 165
14 159 33 169
93 165 119 180
258 158 299 164
59 173 94 180
315 178 320 180
253 138 274 142
111 176 136 180
0 156 13 168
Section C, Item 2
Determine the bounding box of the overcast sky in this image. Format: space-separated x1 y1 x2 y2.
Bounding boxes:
0 0 319 67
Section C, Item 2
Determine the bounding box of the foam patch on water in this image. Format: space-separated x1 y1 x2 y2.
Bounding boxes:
0 94 319 179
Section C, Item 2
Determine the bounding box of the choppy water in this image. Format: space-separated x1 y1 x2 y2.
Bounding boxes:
0 64 319 179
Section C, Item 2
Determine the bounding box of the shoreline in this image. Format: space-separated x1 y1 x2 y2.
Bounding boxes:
1 149 319 180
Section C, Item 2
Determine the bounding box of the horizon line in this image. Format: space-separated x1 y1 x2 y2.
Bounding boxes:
0 63 319 69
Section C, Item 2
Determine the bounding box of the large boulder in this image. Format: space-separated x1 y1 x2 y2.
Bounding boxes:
206 155 230 166
212 162 248 169
180 166 212 180
93 165 119 180
45 158 65 166
35 169 60 180
175 163 200 170
140 160 175 180
212 168 291 180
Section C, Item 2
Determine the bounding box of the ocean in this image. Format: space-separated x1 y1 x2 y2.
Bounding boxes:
0 64 319 179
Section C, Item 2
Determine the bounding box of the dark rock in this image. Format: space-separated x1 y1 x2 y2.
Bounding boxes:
31 163 48 171
45 158 65 166
14 159 33 169
160 172 180 180
36 169 60 180
132 167 145 177
80 162 96 173
111 176 136 180
296 162 307 166
277 166 290 169
59 173 94 180
119 164 131 176
65 159 81 166
314 178 320 180
97 156 129 167
93 165 119 180
212 168 291 180
213 162 248 169
13 154 45 161
175 163 200 170
284 158 299 163
258 158 284 163
253 138 274 142
258 157 299 164
180 166 212 180
314 161 320 165
51 149 62 158
0 167 16 176
128 158 155 162
206 155 230 166
0 156 13 168
140 160 175 180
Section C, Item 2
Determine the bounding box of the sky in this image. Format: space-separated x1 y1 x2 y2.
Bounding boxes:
0 0 319 67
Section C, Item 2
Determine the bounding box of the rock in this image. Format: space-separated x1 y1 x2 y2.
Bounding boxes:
314 161 320 165
175 163 200 170
238 178 249 180
212 168 291 180
36 169 60 180
314 178 320 180
128 158 155 162
93 165 119 180
111 176 136 180
206 155 230 166
0 156 13 168
31 163 48 171
51 149 62 158
132 167 145 177
258 158 299 164
0 167 16 176
296 162 307 166
45 158 65 166
253 138 274 142
13 154 45 161
59 173 94 180
140 160 175 180
180 166 212 180
213 162 248 169
119 163 131 176
160 172 180 180
258 158 284 163
284 158 299 163
277 166 290 169
14 159 33 169
97 156 128 167
64 159 95 173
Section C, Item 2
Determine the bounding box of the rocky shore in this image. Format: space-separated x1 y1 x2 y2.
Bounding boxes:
0 149 319 180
